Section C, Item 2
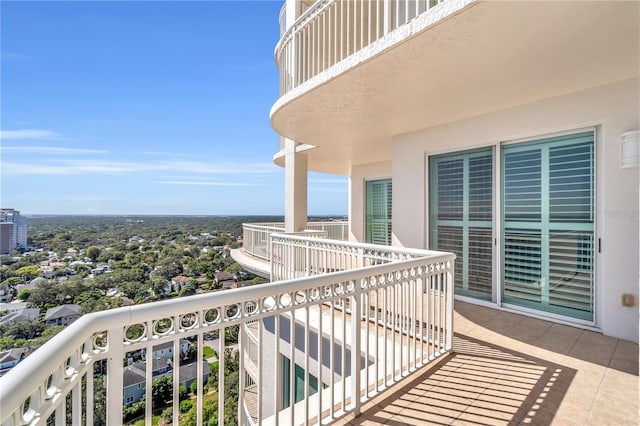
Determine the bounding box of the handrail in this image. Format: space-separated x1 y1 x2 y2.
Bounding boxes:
274 0 447 96
1 236 454 425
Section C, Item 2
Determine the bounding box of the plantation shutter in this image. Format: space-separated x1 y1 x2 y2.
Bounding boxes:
429 148 493 299
366 179 392 245
502 131 594 320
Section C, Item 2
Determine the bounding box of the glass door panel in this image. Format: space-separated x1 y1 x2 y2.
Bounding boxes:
429 148 493 300
502 132 594 320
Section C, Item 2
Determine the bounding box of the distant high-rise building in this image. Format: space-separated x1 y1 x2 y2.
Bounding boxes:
0 209 27 254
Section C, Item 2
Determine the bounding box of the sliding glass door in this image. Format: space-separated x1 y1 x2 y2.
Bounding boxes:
502 131 594 320
429 148 493 300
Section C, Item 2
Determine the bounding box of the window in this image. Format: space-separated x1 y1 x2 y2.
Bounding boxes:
502 131 594 320
365 179 392 245
429 148 493 299
281 356 321 409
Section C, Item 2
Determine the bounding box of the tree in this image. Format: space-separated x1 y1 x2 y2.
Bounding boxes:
151 375 173 407
224 325 239 345
93 376 106 426
86 246 101 262
179 384 189 401
17 289 32 301
74 292 121 314
15 265 40 280
0 276 23 287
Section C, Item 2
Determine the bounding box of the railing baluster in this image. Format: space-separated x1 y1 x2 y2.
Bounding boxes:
86 370 94 426
197 332 204 426
329 300 335 419
274 315 281 426
238 326 245 425
172 334 180 426
218 326 225 426
317 300 323 425
289 308 295 425
304 305 310 426
350 287 362 416
106 326 124 425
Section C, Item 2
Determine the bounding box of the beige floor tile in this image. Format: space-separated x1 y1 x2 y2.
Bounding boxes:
609 339 639 375
549 402 589 425
587 391 639 425
532 323 583 356
389 408 459 425
348 302 637 426
568 331 618 366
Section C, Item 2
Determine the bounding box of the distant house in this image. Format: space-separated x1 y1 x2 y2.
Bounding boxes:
0 308 40 325
29 276 47 286
214 272 235 289
120 297 135 307
0 348 27 374
170 276 191 292
146 339 191 361
123 357 172 405
0 302 27 313
44 304 81 326
221 281 236 291
0 285 12 303
123 359 210 406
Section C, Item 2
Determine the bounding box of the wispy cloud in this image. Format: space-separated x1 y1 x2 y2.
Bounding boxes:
154 180 259 187
140 151 190 158
1 159 278 176
1 146 109 155
0 129 62 140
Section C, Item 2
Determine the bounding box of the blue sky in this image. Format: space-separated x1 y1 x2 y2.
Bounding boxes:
1 1 348 216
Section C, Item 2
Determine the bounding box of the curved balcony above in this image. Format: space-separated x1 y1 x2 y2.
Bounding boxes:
270 0 639 175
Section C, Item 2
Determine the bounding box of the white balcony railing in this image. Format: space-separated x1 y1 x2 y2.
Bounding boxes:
242 221 348 261
0 236 454 426
276 0 444 96
242 223 286 260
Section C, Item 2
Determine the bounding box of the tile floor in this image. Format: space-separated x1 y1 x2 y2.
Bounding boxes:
336 301 638 425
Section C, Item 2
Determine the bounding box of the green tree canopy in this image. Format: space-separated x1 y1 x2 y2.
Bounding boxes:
86 246 101 261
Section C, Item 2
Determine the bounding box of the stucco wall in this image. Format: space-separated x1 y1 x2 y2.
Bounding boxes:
352 78 639 342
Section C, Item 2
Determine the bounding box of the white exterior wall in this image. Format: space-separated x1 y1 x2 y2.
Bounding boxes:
350 78 639 342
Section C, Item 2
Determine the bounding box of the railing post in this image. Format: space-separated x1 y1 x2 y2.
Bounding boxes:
305 239 311 276
106 326 124 425
446 260 454 351
350 285 362 416
72 381 81 425
383 0 391 35
238 324 245 425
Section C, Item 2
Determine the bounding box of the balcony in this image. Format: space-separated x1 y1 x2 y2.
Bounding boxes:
0 234 456 425
232 221 349 278
2 229 637 425
270 1 640 175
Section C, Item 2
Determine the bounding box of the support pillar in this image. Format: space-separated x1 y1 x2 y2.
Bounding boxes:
284 138 308 233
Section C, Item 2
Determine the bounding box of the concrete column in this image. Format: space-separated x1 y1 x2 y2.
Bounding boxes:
284 138 308 233
285 0 300 28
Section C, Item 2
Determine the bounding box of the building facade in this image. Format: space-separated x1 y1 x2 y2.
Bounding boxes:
270 0 639 342
0 209 27 254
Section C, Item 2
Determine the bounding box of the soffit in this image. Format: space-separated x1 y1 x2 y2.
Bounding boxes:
270 1 640 175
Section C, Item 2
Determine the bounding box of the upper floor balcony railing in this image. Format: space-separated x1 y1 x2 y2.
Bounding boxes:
0 234 454 426
276 0 444 96
242 221 349 261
